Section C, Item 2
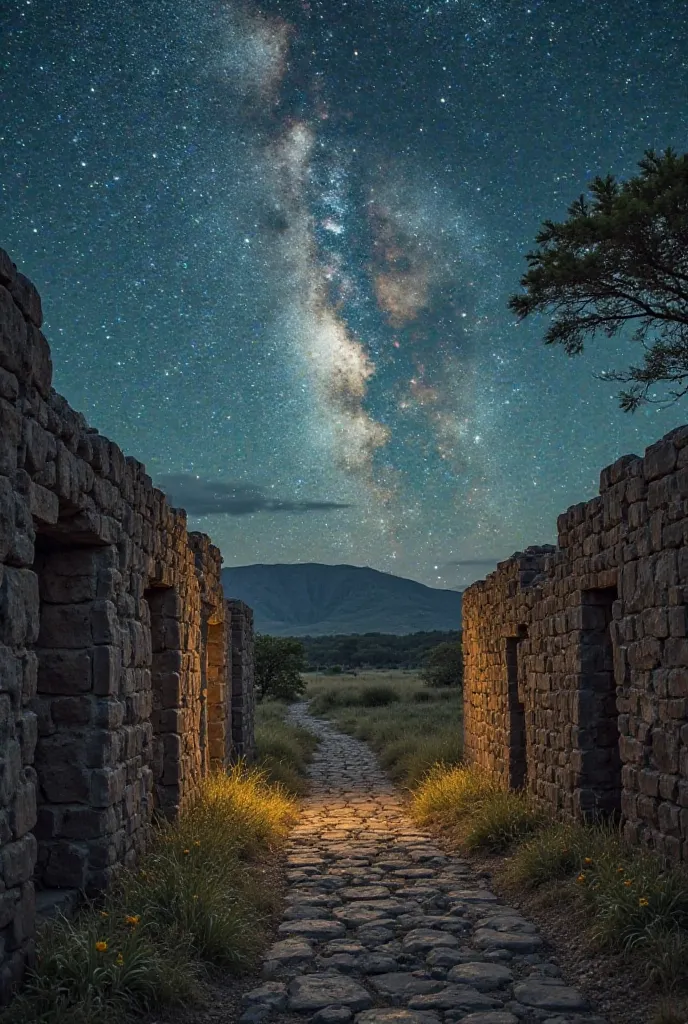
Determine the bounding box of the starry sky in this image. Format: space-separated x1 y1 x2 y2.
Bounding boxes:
3 0 688 590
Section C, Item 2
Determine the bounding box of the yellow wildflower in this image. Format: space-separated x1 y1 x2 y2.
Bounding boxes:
183 849 190 855
99 910 109 918
624 879 632 887
583 857 593 865
95 941 108 953
193 840 201 847
639 897 649 907
576 873 586 883
617 866 625 873
125 915 140 927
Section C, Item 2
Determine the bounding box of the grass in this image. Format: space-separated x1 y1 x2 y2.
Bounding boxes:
413 763 543 851
501 819 688 991
306 670 463 787
254 699 318 795
2 767 296 1024
413 761 688 997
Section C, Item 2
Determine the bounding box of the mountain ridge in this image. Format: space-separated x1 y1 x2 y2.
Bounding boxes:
220 562 462 636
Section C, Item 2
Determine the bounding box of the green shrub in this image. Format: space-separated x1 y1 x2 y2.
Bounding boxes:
358 684 400 707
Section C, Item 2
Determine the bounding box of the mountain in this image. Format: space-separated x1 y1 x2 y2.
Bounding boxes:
221 563 462 636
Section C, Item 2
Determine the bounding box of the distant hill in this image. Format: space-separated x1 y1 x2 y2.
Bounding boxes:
220 563 462 636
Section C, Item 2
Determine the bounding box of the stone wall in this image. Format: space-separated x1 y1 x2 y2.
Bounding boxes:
227 599 256 761
0 248 256 1000
463 426 688 862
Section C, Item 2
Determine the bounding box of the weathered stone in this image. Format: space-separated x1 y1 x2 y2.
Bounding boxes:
407 987 502 1011
369 973 446 999
264 938 315 963
287 975 373 1012
356 1012 440 1024
474 929 542 953
512 982 587 1011
402 929 459 953
356 1012 441 1024
446 962 513 990
242 982 288 1010
279 919 347 940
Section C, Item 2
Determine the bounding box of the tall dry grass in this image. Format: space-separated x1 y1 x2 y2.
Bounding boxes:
3 767 296 1024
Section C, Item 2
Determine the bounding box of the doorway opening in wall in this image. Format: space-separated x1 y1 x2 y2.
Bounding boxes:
31 528 107 920
143 584 181 818
506 625 528 790
580 586 621 820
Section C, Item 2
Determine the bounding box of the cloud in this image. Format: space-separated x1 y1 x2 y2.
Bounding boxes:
157 475 351 517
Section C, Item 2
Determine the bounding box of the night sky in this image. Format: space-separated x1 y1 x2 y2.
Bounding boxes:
3 0 688 590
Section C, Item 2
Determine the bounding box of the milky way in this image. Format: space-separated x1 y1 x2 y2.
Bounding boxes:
3 0 688 589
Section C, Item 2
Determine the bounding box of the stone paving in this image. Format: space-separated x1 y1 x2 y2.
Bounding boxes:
241 705 608 1024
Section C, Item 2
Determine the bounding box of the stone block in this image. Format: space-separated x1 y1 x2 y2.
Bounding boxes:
44 842 88 889
1 834 36 887
37 649 92 695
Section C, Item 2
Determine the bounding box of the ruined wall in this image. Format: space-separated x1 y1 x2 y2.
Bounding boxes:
463 427 688 862
0 248 255 1000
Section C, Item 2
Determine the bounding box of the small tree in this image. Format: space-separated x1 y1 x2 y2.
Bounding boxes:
422 639 463 688
509 148 688 410
254 635 307 702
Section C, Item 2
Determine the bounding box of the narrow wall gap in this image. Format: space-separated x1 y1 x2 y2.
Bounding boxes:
31 530 107 917
144 585 182 817
506 625 528 790
578 586 621 820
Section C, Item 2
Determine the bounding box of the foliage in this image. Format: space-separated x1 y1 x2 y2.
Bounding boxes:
421 639 463 688
254 700 318 795
255 634 307 702
502 818 688 993
299 630 462 670
413 763 542 851
306 670 463 787
509 148 688 410
3 768 295 1024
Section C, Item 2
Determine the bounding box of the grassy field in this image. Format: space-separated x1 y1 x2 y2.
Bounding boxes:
305 669 463 788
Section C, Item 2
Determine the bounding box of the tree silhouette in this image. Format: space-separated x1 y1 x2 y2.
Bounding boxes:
509 149 688 410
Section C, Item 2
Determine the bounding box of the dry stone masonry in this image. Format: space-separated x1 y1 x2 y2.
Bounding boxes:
0 248 256 1000
243 705 604 1024
463 428 688 861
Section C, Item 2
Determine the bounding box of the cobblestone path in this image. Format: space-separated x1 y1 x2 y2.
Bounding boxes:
241 705 607 1024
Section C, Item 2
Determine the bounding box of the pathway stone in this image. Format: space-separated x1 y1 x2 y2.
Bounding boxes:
251 704 606 1024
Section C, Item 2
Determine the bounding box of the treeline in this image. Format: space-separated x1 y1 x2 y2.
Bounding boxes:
296 631 462 670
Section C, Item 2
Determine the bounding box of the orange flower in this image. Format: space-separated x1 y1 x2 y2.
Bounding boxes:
624 879 633 887
639 897 649 907
95 941 108 952
617 866 625 873
99 910 109 918
183 849 190 855
576 873 586 884
125 915 140 927
583 857 593 865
